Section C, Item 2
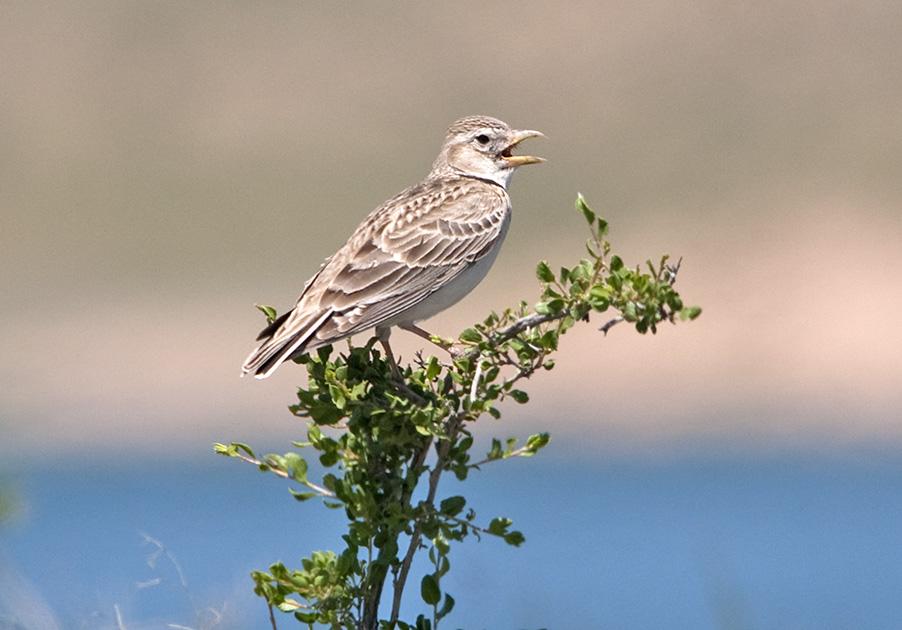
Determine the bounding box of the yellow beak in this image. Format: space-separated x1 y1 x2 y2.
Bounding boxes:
501 129 545 166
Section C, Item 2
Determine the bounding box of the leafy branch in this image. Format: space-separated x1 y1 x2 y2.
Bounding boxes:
215 194 701 629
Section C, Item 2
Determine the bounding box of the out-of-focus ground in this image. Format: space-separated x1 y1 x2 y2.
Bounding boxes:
3 2 900 459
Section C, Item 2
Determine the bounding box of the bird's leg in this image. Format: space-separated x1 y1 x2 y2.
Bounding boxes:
375 326 428 406
376 326 403 379
399 323 456 354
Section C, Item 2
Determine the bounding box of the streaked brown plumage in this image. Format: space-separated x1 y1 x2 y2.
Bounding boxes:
242 115 543 379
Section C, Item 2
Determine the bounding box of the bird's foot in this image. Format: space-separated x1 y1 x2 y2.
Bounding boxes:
399 323 463 357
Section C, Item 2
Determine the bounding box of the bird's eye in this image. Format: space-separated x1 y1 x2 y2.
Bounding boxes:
475 134 490 145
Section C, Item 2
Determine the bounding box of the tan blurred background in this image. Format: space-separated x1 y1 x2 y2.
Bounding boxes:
2 1 900 460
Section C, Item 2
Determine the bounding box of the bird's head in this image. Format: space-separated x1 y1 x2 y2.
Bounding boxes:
430 115 544 188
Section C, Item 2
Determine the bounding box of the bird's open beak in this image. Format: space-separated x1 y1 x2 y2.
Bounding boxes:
500 129 545 167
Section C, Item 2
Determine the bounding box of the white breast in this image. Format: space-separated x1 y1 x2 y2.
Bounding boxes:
387 209 512 326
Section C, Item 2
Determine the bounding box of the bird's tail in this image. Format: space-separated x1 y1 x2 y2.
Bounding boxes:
241 308 332 379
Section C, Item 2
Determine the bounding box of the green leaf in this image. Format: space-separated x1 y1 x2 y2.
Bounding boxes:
576 193 595 225
434 536 451 555
254 303 278 324
436 555 450 577
459 327 482 343
666 293 684 312
589 285 611 311
235 442 257 457
440 495 466 517
437 593 456 619
509 389 529 404
536 260 555 283
504 530 526 546
623 301 637 321
308 402 343 425
535 301 552 315
281 593 306 608
213 441 257 459
322 474 338 492
559 265 571 283
536 298 564 315
524 432 551 454
680 305 703 320
289 489 317 502
610 255 624 272
283 452 308 482
319 450 339 467
505 436 517 453
596 216 609 236
488 517 512 536
421 574 441 605
488 438 503 460
425 356 441 380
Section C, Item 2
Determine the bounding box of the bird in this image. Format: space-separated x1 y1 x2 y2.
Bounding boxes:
241 115 544 379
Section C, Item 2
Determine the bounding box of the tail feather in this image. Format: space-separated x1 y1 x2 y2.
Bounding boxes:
241 309 332 379
255 310 291 341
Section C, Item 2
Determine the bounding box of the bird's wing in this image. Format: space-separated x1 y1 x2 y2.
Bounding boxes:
310 177 510 340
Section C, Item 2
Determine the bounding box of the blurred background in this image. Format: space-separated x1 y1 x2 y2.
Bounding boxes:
2 1 901 628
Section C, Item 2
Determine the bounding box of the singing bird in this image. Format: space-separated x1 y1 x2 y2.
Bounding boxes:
242 115 544 379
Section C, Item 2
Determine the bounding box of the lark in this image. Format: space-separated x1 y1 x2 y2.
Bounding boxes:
242 115 544 379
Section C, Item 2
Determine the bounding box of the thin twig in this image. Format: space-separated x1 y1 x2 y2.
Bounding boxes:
363 434 432 628
442 513 502 538
599 316 624 335
267 603 278 630
499 349 547 390
468 358 484 401
467 445 534 469
298 479 334 498
389 416 462 624
232 452 289 478
493 312 560 342
231 452 335 497
390 376 428 406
